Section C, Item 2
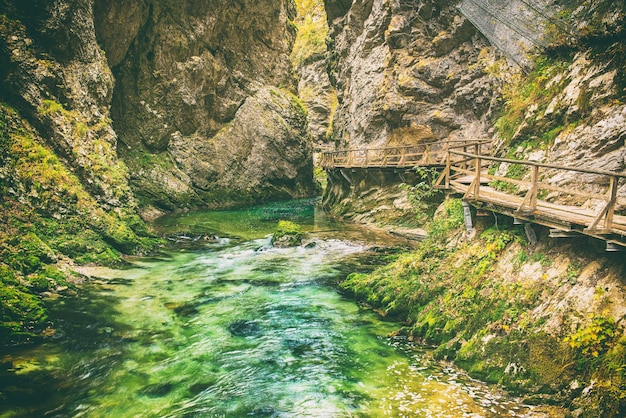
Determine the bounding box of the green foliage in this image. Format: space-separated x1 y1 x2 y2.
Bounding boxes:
291 0 328 67
427 198 464 240
565 314 619 360
564 314 626 414
495 55 571 145
401 167 444 223
314 166 327 190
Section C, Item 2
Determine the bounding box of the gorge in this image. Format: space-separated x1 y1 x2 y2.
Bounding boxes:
1 0 625 416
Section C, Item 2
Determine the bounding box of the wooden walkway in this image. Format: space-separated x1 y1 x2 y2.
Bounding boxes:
322 141 626 249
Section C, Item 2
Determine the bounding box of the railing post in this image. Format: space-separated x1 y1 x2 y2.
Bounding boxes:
364 149 368 167
445 148 451 188
462 144 468 171
399 147 406 166
347 150 353 168
605 175 618 230
474 154 481 199
530 165 539 211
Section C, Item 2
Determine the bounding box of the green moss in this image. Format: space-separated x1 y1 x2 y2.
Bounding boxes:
495 55 571 145
0 265 47 345
38 99 65 115
271 220 304 247
1 233 55 275
0 103 160 343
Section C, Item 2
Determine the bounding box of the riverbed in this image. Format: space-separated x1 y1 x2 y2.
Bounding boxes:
1 199 545 417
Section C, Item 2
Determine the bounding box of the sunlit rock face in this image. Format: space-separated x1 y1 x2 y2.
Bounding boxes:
94 0 316 212
323 0 499 149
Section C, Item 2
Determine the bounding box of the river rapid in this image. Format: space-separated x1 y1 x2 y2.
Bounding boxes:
1 199 544 417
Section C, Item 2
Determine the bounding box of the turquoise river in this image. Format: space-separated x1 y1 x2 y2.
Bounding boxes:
1 199 545 417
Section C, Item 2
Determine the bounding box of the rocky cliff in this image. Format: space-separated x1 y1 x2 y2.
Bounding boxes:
325 0 497 149
324 0 626 415
0 0 315 343
95 0 316 213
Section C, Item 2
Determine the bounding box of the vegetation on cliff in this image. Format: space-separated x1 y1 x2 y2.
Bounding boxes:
0 104 157 345
340 198 625 416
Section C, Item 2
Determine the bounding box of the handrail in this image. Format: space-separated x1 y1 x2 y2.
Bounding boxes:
445 149 625 235
322 140 491 156
449 149 626 179
321 140 626 243
320 140 490 170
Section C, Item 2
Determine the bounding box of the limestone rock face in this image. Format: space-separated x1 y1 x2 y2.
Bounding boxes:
324 0 498 148
93 0 315 210
168 87 314 207
0 0 133 211
297 54 335 147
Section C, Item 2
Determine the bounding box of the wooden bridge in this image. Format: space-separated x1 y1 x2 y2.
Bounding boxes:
321 140 626 250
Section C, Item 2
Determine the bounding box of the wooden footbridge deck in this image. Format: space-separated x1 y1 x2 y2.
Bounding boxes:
321 141 626 249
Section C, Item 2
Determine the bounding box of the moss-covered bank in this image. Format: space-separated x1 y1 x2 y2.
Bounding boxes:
340 198 626 417
0 104 158 345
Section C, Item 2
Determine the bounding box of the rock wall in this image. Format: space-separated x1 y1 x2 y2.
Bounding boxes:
94 0 316 213
0 0 315 342
324 0 498 149
323 168 422 225
0 0 133 211
292 0 335 149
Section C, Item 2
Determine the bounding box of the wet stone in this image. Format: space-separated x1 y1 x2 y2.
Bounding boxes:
227 319 262 337
164 302 199 317
140 383 174 398
188 381 215 395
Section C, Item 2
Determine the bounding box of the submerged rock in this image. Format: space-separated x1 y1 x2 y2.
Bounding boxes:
140 383 174 398
227 319 262 337
164 301 199 317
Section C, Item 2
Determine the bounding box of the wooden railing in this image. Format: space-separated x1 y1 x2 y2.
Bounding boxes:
437 148 626 237
320 140 489 169
322 140 626 244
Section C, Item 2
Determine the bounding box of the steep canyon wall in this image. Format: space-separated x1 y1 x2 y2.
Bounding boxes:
325 0 498 149
323 1 626 415
95 0 316 213
0 0 315 342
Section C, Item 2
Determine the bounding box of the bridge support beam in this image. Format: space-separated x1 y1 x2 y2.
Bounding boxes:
339 169 353 186
524 223 538 246
462 201 474 232
606 242 625 252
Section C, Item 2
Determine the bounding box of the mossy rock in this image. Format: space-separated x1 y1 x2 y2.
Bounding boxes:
0 265 47 344
271 220 303 248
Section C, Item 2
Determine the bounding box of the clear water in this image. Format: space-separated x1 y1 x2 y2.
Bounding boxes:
1 199 543 417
